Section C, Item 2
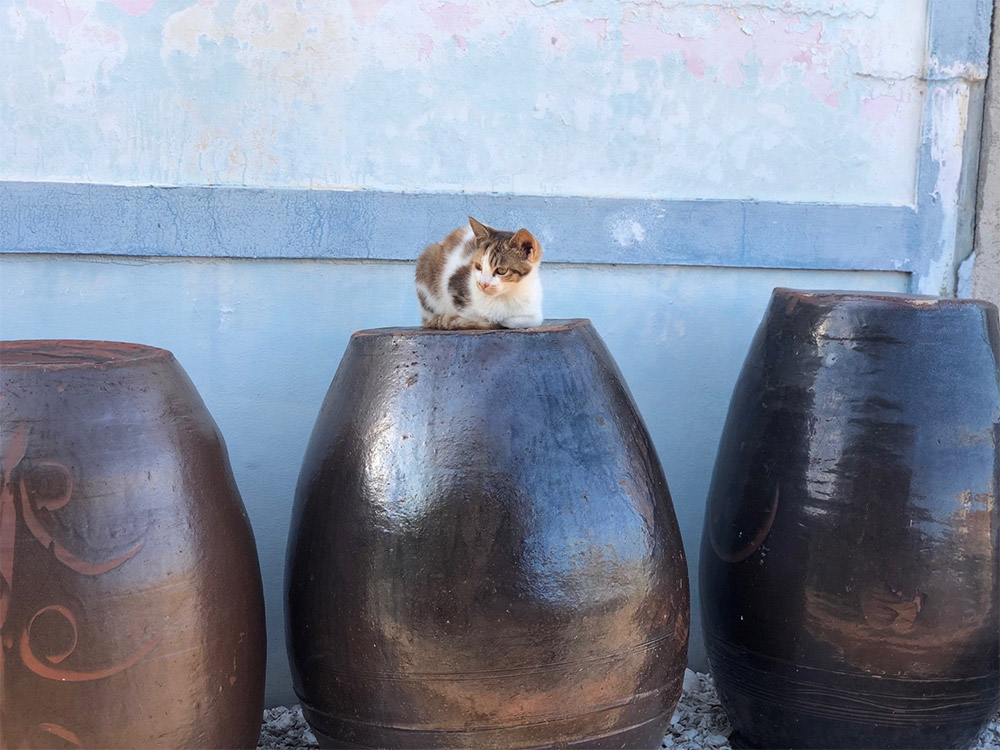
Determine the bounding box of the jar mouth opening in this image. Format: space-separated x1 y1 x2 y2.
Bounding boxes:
351 318 592 338
0 340 172 370
774 288 997 311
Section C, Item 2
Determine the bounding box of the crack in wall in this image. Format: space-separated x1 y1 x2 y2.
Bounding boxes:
552 0 882 20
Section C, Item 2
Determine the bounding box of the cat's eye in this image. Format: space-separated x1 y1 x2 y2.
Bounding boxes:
496 267 508 275
474 262 482 270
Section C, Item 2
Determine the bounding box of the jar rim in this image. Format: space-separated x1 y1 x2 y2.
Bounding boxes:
773 288 998 312
0 340 173 370
351 318 592 338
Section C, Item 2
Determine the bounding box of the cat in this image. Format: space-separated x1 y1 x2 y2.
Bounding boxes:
415 217 543 330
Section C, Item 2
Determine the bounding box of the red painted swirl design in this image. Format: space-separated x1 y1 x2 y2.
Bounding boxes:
0 419 161 747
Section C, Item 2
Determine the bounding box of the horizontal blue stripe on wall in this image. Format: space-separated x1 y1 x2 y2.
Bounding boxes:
0 182 919 272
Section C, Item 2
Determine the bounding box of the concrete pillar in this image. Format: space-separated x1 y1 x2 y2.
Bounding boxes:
972 0 1000 306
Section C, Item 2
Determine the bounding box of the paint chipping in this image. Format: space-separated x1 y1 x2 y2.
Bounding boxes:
1 0 931 204
612 218 647 248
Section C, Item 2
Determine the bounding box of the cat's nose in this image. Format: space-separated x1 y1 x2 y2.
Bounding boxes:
477 281 489 291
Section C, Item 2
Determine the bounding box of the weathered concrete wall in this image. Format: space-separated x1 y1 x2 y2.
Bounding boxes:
972 0 1000 307
3 0 926 204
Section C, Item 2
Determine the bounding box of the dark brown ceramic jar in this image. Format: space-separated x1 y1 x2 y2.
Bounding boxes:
700 290 1000 749
0 340 266 749
286 320 690 749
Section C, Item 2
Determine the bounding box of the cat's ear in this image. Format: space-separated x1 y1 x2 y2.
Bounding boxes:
512 229 542 262
468 217 492 242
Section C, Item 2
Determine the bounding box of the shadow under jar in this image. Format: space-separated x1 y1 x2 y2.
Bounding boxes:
700 289 1000 749
285 319 690 749
0 340 266 750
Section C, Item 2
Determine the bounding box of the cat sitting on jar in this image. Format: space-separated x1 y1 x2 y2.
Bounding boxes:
415 217 543 330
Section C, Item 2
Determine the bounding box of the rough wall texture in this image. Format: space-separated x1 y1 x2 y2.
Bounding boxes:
2 0 926 203
973 0 1000 307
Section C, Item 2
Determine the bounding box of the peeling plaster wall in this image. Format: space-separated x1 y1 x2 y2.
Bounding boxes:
908 0 992 295
971 0 1000 308
3 0 928 204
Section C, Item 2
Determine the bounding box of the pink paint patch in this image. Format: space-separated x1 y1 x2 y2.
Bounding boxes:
108 0 156 16
453 34 468 51
428 2 481 37
685 54 705 79
417 33 435 62
348 0 391 25
620 20 676 62
753 17 830 87
802 67 836 106
28 0 87 41
623 9 839 95
862 94 901 125
621 16 750 86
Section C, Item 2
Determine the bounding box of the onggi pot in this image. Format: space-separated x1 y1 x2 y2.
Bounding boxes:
286 320 690 749
700 290 1000 749
0 340 266 749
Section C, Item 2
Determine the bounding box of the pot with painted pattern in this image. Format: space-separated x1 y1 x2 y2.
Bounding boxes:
0 340 266 749
285 319 690 749
699 289 1000 749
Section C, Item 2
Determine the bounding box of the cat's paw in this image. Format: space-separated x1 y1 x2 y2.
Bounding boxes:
425 314 495 330
501 315 544 329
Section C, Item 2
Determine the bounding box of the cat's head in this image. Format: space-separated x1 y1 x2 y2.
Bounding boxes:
468 217 542 296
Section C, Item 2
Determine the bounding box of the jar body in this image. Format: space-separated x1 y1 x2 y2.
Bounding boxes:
286 321 690 749
700 291 1000 749
0 341 266 750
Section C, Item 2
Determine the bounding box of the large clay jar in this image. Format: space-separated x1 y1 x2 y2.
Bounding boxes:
286 320 689 749
0 340 266 749
700 289 1000 749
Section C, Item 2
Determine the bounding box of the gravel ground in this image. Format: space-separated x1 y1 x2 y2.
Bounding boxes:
258 705 318 750
258 670 1000 749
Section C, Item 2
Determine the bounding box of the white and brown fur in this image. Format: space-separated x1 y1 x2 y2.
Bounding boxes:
415 217 543 329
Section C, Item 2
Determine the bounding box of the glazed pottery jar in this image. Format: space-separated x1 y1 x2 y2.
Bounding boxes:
700 290 1000 749
286 320 690 749
0 341 266 749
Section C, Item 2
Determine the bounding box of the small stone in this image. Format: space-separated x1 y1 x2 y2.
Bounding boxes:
682 668 699 693
274 712 296 732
